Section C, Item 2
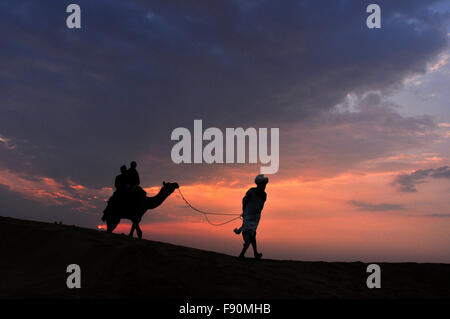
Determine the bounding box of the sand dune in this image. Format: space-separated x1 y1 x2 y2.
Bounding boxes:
0 216 449 298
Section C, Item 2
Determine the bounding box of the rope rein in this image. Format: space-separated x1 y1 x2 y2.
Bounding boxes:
177 188 242 226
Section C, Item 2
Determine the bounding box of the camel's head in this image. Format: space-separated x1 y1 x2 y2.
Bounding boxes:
162 181 179 195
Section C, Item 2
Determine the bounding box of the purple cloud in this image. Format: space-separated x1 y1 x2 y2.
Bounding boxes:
392 166 450 192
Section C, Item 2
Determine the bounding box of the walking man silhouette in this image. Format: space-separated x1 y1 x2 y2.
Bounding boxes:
235 174 268 259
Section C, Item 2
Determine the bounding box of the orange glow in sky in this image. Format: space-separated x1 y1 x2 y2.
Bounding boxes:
104 172 450 263
2 165 450 263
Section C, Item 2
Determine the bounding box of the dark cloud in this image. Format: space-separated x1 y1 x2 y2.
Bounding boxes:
0 0 448 188
425 213 450 218
348 200 405 211
392 166 450 192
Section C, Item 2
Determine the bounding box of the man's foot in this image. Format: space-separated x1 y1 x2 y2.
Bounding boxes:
238 254 246 259
254 253 263 260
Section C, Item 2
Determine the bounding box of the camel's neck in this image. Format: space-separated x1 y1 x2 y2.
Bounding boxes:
145 187 172 210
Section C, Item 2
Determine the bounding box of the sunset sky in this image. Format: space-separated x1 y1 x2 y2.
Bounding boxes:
1 0 449 262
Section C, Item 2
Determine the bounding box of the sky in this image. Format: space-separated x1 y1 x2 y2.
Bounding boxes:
0 0 449 262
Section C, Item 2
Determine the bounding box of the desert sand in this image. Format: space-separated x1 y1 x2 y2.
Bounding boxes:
0 216 449 298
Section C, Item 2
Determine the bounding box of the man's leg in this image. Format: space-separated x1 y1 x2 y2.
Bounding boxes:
239 231 251 258
250 233 263 259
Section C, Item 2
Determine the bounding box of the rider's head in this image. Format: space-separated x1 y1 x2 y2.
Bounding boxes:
130 161 137 169
120 165 127 174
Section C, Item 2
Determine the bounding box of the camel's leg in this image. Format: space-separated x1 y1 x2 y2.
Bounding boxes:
107 218 119 233
129 223 136 238
135 224 143 239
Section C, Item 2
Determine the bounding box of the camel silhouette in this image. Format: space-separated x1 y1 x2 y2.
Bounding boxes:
102 181 179 238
